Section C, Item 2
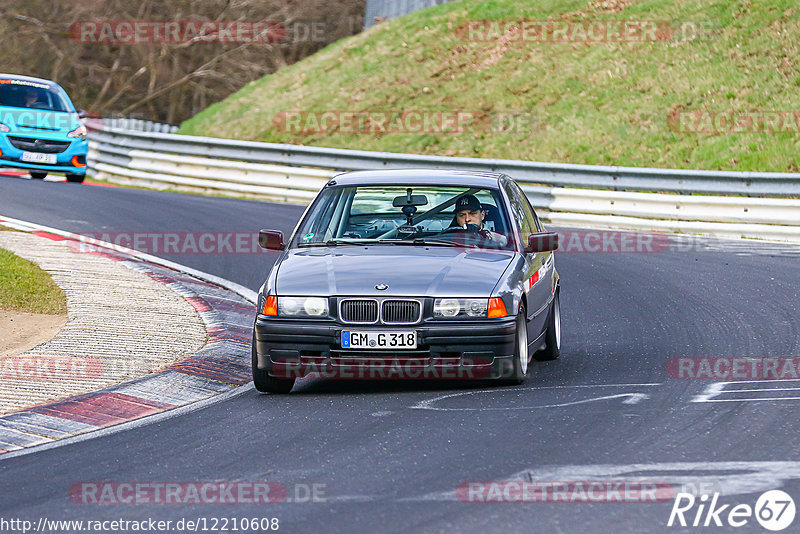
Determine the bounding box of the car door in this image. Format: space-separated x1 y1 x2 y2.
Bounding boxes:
503 180 552 339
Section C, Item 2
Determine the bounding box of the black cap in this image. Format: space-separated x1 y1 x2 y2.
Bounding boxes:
455 194 482 212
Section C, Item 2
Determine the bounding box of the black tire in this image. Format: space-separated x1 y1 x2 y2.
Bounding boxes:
29 171 47 179
65 173 85 183
251 332 295 393
499 304 528 385
534 291 561 361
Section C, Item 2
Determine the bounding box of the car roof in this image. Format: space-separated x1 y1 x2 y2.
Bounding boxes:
330 169 507 187
0 73 61 89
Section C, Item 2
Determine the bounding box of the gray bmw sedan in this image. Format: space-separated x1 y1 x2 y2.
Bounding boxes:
252 169 560 393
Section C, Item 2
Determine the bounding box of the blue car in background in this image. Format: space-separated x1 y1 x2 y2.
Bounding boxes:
0 74 87 183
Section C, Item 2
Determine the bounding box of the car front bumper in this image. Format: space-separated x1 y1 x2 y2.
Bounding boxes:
0 134 88 175
254 316 518 380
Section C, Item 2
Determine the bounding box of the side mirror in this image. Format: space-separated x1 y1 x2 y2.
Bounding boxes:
258 229 285 250
76 109 88 119
526 232 559 253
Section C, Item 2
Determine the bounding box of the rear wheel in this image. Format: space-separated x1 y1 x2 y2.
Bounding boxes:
65 173 85 183
534 291 561 361
500 304 528 385
252 332 295 393
29 171 47 179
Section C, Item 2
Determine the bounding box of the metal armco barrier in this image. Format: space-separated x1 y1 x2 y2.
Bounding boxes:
95 118 179 133
85 121 800 242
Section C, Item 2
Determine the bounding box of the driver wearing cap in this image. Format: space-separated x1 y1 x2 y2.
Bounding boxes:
450 194 508 247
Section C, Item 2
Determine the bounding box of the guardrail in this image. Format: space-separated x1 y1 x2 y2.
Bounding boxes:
85 121 800 242
96 118 179 133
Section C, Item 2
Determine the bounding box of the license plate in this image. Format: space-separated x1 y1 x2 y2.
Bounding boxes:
21 151 56 164
342 331 417 350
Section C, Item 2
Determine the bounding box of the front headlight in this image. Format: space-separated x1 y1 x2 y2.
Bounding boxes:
0 122 10 133
433 298 489 318
68 125 88 140
277 296 329 317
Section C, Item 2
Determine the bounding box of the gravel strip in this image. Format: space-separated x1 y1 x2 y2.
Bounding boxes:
0 231 207 414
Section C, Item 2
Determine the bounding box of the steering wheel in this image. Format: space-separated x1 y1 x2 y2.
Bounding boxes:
440 223 482 234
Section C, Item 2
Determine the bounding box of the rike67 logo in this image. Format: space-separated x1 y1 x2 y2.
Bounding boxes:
668 490 795 531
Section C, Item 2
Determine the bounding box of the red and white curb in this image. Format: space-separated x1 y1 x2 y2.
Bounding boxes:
0 216 256 454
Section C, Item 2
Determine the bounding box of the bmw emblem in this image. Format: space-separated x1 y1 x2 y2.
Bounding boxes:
375 283 388 291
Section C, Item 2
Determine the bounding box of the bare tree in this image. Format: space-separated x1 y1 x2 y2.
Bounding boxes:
0 0 365 123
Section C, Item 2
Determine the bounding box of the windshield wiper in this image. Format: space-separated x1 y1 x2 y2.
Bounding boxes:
297 238 476 248
298 238 375 247
297 239 361 247
410 238 478 248
374 238 473 247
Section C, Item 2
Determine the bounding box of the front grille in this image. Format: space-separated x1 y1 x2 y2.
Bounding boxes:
340 300 378 323
382 300 421 324
7 136 70 154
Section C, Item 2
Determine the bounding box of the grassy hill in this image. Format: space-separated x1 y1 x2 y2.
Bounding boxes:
179 0 800 172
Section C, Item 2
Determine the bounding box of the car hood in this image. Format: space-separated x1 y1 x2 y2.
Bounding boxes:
0 106 79 138
275 245 515 297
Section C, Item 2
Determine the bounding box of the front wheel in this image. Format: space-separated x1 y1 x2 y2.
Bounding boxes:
500 304 528 385
29 171 47 179
534 291 561 361
252 333 295 393
65 173 85 183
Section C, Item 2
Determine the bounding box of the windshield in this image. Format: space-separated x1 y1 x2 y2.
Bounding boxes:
0 80 71 112
294 184 515 250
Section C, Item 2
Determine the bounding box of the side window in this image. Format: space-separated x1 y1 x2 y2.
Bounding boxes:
511 182 540 234
503 181 533 249
521 192 543 232
531 208 543 232
295 187 345 244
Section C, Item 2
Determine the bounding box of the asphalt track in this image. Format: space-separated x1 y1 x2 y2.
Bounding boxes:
2 176 800 533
